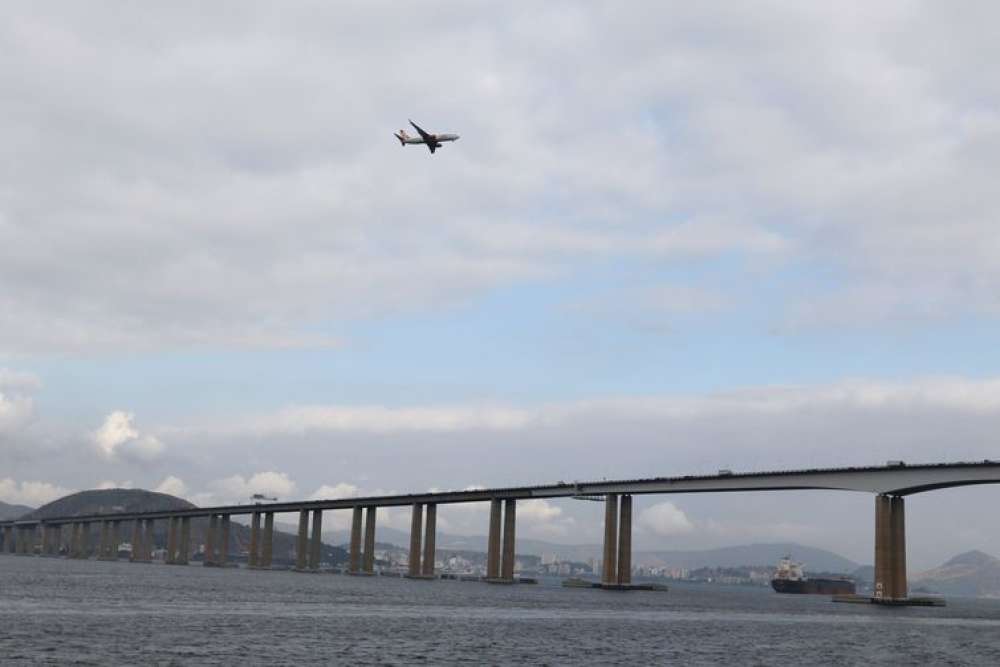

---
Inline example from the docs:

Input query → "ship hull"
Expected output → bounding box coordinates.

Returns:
[772,578,855,595]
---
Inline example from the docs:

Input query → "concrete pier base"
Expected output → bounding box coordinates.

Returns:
[833,594,945,607]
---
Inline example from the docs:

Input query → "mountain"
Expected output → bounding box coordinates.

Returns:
[912,550,1000,597]
[321,526,857,573]
[0,500,33,520]
[23,489,346,565]
[632,544,859,573]
[24,488,195,519]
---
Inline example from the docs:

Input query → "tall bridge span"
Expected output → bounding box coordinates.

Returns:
[3,460,999,603]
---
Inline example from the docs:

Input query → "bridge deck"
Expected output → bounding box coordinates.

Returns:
[4,460,1000,526]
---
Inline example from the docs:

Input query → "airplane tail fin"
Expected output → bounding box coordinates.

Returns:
[395,130,409,145]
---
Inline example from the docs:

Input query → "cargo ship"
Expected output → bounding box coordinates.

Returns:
[771,556,855,595]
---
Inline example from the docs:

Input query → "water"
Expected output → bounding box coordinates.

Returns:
[2,557,1000,665]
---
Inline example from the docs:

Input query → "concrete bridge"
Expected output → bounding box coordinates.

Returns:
[3,460,1000,602]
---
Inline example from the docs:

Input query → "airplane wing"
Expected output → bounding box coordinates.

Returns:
[409,119,434,142]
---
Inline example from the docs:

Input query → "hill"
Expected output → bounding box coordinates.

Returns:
[322,526,858,573]
[0,500,33,520]
[912,550,1000,597]
[24,488,346,566]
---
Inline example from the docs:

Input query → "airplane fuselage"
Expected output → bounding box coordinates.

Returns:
[395,121,460,153]
[401,133,459,145]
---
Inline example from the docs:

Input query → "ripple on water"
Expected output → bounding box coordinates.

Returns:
[2,556,1000,665]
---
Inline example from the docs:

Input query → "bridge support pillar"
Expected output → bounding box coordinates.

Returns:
[295,510,309,571]
[349,506,363,574]
[166,517,179,564]
[143,519,155,561]
[80,522,91,558]
[218,515,230,567]
[485,499,517,582]
[130,519,142,562]
[617,495,633,586]
[69,523,79,558]
[601,494,634,588]
[501,499,517,581]
[422,504,437,577]
[19,525,36,555]
[309,509,323,571]
[486,499,501,579]
[261,512,274,569]
[204,514,218,566]
[3,525,12,553]
[407,503,424,577]
[98,521,112,560]
[41,524,53,556]
[873,494,908,602]
[602,494,619,585]
[249,512,261,568]
[363,507,377,574]
[177,517,190,565]
[110,521,121,559]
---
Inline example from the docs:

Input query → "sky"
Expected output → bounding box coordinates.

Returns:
[2,2,1000,570]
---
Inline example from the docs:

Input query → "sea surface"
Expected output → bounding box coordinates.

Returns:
[2,556,1000,665]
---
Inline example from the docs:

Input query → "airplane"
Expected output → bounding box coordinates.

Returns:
[394,120,460,154]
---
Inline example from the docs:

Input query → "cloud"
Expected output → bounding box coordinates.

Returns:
[310,483,359,500]
[213,471,296,502]
[0,369,41,392]
[0,368,39,437]
[97,480,134,490]
[229,405,532,436]
[639,502,694,537]
[91,411,165,461]
[154,476,187,497]
[518,499,563,523]
[0,392,34,436]
[0,478,72,507]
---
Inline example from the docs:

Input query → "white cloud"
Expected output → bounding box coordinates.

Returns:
[310,483,359,500]
[0,368,38,437]
[179,375,1000,446]
[518,499,563,523]
[235,405,532,436]
[213,471,296,502]
[0,369,41,392]
[154,476,188,497]
[0,392,34,436]
[91,411,165,461]
[97,480,134,490]
[0,478,72,507]
[639,502,694,537]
